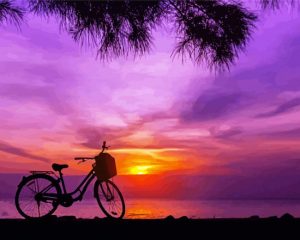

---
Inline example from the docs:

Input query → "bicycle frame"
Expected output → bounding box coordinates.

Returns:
[63,168,96,201]
[40,168,96,203]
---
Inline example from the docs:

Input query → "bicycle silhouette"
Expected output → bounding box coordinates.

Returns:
[15,141,125,219]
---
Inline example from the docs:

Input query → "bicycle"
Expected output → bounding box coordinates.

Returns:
[15,141,125,219]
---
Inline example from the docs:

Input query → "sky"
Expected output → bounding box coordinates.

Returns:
[1,4,300,186]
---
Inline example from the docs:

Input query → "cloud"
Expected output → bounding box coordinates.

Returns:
[74,122,134,149]
[0,83,74,115]
[0,141,51,162]
[212,127,243,139]
[183,91,245,122]
[256,97,300,118]
[260,127,300,139]
[179,19,300,135]
[76,126,107,149]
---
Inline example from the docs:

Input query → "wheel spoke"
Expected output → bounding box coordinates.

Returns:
[16,175,60,219]
[26,181,37,194]
[37,202,41,217]
[95,180,125,219]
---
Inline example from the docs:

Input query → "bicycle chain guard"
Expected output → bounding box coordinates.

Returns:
[59,195,74,207]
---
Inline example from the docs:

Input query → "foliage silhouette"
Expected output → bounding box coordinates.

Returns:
[260,0,297,9]
[0,0,23,26]
[28,0,257,70]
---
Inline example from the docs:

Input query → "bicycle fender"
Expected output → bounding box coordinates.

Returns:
[17,176,28,187]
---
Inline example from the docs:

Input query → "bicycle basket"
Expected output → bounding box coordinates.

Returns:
[94,153,117,182]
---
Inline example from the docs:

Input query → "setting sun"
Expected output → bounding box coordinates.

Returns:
[129,166,152,175]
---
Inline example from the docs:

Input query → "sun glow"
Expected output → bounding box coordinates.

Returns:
[129,165,152,175]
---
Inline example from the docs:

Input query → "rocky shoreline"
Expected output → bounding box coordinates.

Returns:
[1,213,299,239]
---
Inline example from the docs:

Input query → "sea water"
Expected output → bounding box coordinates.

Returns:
[2,199,300,219]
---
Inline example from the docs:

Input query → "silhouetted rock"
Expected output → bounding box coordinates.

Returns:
[249,215,260,219]
[28,215,58,222]
[267,216,278,220]
[99,217,123,223]
[178,216,189,221]
[165,215,175,220]
[44,215,58,221]
[281,213,294,220]
[59,216,77,221]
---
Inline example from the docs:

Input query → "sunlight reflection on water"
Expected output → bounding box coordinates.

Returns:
[2,199,300,219]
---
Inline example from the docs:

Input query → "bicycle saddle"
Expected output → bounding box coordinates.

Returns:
[52,163,69,172]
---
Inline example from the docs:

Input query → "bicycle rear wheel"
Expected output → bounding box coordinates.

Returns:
[94,180,125,219]
[15,174,61,219]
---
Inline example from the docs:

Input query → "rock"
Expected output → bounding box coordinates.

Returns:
[178,216,189,221]
[59,216,77,221]
[32,215,58,222]
[165,215,175,220]
[46,215,58,220]
[249,215,260,219]
[281,213,294,220]
[101,217,122,222]
[267,216,278,220]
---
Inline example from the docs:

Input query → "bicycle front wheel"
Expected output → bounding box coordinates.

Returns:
[94,180,125,219]
[15,174,61,219]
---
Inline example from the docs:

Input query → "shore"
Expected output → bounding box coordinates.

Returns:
[1,214,299,239]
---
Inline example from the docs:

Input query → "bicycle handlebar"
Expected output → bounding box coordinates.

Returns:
[75,141,110,161]
[74,157,95,161]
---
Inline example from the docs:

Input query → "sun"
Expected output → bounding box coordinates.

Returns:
[129,165,152,175]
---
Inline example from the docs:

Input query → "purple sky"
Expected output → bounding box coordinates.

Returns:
[1,5,300,186]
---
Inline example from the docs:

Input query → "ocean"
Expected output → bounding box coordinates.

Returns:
[2,199,300,219]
